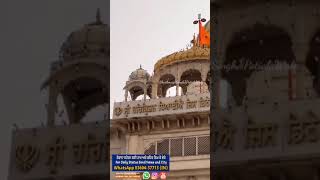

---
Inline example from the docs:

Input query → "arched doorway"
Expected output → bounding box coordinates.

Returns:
[223,23,295,105]
[158,74,176,97]
[180,69,202,95]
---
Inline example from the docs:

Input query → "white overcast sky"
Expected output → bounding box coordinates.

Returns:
[110,0,210,116]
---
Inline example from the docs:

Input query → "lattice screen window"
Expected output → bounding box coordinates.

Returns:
[197,136,210,155]
[184,137,196,156]
[157,139,169,154]
[170,138,183,157]
[144,135,209,157]
[144,144,155,154]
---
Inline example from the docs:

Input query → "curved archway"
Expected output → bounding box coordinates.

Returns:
[180,69,202,95]
[223,23,295,105]
[158,74,176,97]
[43,62,108,126]
[61,76,107,124]
[41,62,108,91]
[124,81,150,101]
[128,86,145,101]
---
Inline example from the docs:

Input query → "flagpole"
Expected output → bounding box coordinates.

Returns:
[198,14,202,44]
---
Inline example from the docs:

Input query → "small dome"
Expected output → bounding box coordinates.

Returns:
[59,9,109,61]
[129,66,150,81]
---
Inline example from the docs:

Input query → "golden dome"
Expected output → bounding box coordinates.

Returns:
[154,45,209,72]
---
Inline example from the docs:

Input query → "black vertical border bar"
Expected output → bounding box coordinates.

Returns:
[105,0,111,178]
[210,1,220,179]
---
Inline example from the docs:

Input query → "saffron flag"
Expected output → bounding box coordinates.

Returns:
[199,21,210,47]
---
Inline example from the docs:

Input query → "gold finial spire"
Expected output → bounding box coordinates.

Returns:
[191,33,196,47]
[193,33,199,47]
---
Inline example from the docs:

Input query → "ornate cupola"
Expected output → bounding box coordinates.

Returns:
[59,9,109,61]
[124,65,151,101]
[41,9,109,126]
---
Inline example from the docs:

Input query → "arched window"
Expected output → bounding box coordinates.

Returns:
[158,74,176,97]
[223,23,294,105]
